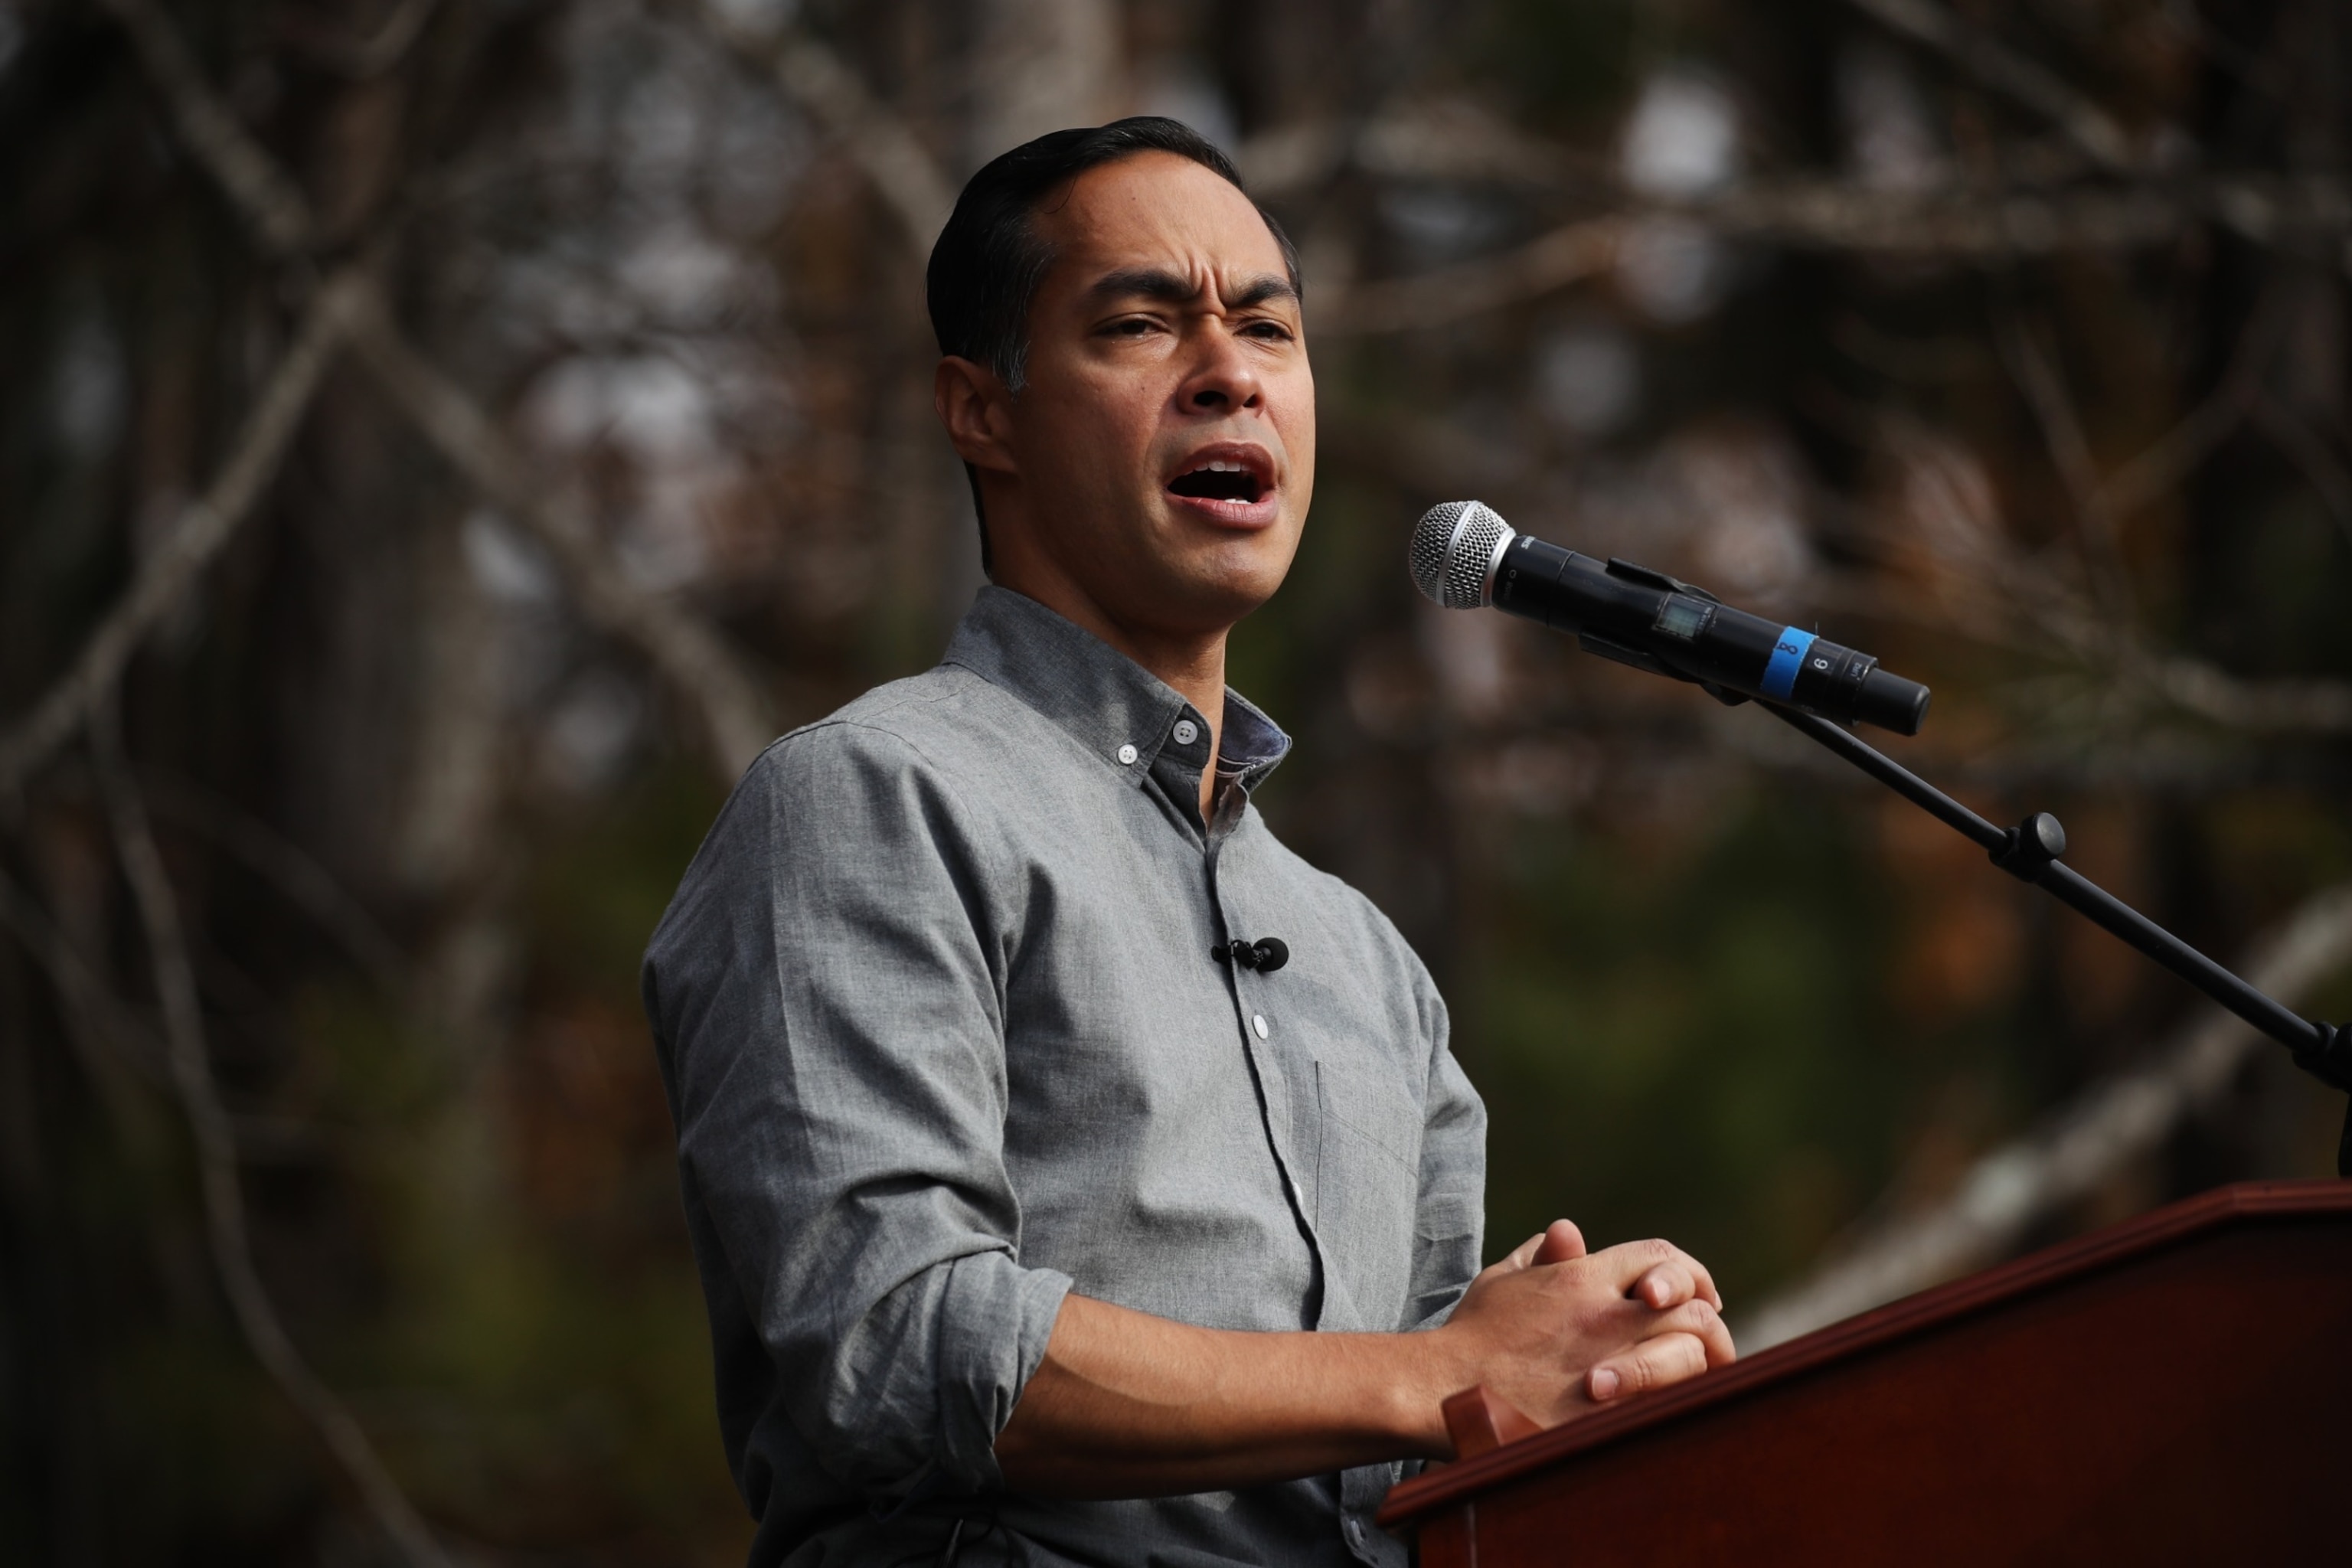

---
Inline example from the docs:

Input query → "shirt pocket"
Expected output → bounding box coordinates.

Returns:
[1315,1055,1425,1174]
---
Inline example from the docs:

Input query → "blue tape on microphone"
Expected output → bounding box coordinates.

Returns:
[1762,628,1816,701]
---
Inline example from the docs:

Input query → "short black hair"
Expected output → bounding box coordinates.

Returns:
[926,117,1302,569]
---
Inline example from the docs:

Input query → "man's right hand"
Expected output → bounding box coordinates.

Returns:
[995,1220,1735,1494]
[1426,1219,1736,1442]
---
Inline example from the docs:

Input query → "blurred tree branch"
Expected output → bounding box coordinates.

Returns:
[0,273,358,798]
[2137,648,2352,735]
[146,779,416,1001]
[1867,414,2352,737]
[1841,0,2135,171]
[2250,387,2352,547]
[9,6,789,1544]
[1318,175,2352,335]
[1323,217,1626,335]
[285,0,448,79]
[1993,308,2126,612]
[2089,288,2288,526]
[340,290,779,774]
[1240,103,1616,201]
[0,862,163,1141]
[667,0,2347,365]
[92,0,314,253]
[688,0,956,253]
[1,795,419,1149]
[91,701,455,1568]
[1740,881,2352,1350]
[89,0,780,779]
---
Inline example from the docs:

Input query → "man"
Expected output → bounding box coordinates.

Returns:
[643,118,1734,1567]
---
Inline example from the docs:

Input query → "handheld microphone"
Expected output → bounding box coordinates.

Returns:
[1410,500,1930,736]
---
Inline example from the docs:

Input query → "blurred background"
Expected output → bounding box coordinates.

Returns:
[6,0,2351,1559]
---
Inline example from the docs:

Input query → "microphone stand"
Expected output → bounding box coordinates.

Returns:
[1759,700,2352,1178]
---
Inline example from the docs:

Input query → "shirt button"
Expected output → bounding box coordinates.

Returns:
[1251,1014,1269,1039]
[1345,1517,1365,1548]
[1172,719,1199,745]
[1116,743,1138,766]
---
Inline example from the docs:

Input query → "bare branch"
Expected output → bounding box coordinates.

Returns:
[91,703,454,1568]
[1240,103,1616,201]
[93,0,316,252]
[0,862,163,1137]
[96,0,779,781]
[1316,175,2352,335]
[1996,313,2103,518]
[2251,387,2352,551]
[1321,217,1626,335]
[1992,308,2132,614]
[340,285,777,777]
[0,274,358,798]
[1716,178,2197,250]
[2089,293,2286,524]
[289,0,449,78]
[1864,413,2352,737]
[1740,881,2352,1351]
[2151,0,2285,99]
[2141,650,2352,734]
[1843,0,2136,171]
[146,779,415,1001]
[2092,386,2249,518]
[689,0,956,254]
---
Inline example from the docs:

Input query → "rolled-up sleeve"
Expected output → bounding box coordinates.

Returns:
[1403,975,1486,1332]
[643,723,1072,1501]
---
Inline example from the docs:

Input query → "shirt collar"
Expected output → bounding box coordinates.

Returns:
[942,586,1292,795]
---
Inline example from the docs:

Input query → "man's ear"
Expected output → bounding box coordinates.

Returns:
[934,356,1018,477]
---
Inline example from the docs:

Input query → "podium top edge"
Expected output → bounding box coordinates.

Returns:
[1377,1178,2352,1530]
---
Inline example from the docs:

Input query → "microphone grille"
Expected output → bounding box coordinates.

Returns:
[1408,500,1512,609]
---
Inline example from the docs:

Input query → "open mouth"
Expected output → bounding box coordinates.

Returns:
[1167,456,1269,505]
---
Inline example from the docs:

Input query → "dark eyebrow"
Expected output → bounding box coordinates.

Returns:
[1229,274,1302,311]
[1087,267,1299,312]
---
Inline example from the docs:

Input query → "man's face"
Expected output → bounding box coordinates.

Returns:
[975,152,1314,639]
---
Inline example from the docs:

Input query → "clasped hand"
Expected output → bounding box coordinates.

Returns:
[1431,1219,1736,1439]
[993,1217,1735,1493]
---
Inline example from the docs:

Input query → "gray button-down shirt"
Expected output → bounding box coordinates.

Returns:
[644,586,1487,1567]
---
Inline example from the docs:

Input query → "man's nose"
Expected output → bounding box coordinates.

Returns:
[1178,329,1264,413]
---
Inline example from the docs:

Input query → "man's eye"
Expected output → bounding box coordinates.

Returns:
[1106,318,1162,337]
[1243,321,1295,341]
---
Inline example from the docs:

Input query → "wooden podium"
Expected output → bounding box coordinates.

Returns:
[1378,1181,2352,1563]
